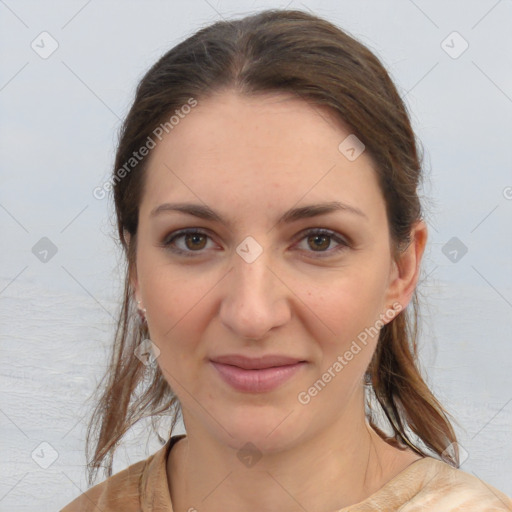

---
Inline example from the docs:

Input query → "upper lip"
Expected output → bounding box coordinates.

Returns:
[210,354,306,370]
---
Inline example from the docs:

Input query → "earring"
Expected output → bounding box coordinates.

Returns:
[137,300,147,322]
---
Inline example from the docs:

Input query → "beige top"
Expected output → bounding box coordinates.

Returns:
[61,434,512,511]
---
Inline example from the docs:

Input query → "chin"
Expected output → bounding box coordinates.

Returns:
[211,407,307,454]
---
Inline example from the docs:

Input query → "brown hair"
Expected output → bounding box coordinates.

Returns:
[85,8,459,486]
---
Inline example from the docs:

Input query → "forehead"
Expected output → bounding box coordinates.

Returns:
[140,90,385,223]
[148,90,354,167]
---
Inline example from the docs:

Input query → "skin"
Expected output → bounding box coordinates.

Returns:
[128,89,428,511]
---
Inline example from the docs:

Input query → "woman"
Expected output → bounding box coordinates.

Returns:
[61,8,512,511]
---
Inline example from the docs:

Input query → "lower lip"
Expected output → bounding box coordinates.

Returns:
[210,361,306,393]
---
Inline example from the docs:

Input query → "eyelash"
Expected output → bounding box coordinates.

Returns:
[161,228,349,258]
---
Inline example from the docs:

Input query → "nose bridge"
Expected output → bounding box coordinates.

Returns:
[219,238,289,339]
[234,244,272,300]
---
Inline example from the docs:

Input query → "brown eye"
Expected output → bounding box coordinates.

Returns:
[162,229,214,256]
[296,228,349,257]
[307,233,331,251]
[183,233,207,250]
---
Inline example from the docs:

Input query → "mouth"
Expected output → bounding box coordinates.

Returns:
[209,354,307,393]
[210,354,306,370]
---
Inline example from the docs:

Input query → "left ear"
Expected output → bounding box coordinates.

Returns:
[383,220,428,315]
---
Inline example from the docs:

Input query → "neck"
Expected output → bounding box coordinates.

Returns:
[167,394,398,511]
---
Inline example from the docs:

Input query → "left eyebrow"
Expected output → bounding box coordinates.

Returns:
[276,201,368,225]
[149,200,368,228]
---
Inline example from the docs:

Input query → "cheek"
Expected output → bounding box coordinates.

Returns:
[303,263,391,387]
[314,264,390,335]
[304,278,387,404]
[138,242,201,321]
[139,258,217,369]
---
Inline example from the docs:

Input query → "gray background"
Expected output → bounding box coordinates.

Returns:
[0,1,511,510]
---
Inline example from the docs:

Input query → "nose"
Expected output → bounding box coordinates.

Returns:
[219,244,291,340]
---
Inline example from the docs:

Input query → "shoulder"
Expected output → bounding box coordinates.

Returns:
[60,458,149,512]
[60,437,176,512]
[402,457,512,511]
[348,456,512,512]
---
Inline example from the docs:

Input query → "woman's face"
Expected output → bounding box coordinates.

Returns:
[133,90,415,451]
